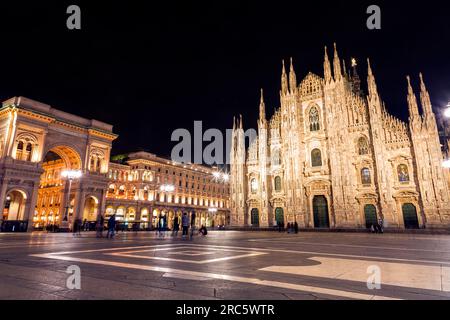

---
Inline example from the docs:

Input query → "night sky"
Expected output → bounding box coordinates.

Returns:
[0,1,449,158]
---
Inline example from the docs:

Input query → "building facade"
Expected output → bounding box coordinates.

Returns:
[0,97,230,231]
[230,45,450,230]
[105,151,229,229]
[0,97,116,231]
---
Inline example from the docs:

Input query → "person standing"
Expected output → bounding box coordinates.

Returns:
[182,212,189,238]
[96,214,104,238]
[172,215,180,237]
[106,214,116,239]
[189,211,196,239]
[294,221,299,234]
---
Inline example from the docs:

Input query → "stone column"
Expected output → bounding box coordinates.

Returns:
[26,184,40,232]
[0,179,8,228]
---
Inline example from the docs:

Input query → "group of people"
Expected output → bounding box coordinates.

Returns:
[370,218,384,234]
[277,221,299,234]
[164,212,208,238]
[89,211,207,239]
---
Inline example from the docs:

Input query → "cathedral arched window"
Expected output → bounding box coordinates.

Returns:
[274,176,282,192]
[311,149,322,167]
[397,164,410,183]
[272,149,281,166]
[119,185,125,196]
[108,184,116,194]
[309,107,320,132]
[361,168,371,185]
[357,137,369,155]
[251,179,258,194]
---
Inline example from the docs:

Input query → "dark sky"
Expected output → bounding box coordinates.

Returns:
[0,1,449,158]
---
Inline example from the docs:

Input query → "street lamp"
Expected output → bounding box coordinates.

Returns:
[60,169,82,230]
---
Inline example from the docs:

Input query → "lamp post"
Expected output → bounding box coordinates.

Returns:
[60,169,82,231]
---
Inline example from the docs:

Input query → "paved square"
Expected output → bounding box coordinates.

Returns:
[1,231,450,300]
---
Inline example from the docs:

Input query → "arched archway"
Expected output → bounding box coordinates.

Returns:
[37,145,82,228]
[402,203,419,229]
[3,190,27,221]
[83,196,99,221]
[313,196,330,228]
[251,208,259,227]
[275,207,285,226]
[364,204,377,229]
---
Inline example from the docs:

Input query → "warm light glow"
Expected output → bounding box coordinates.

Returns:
[208,207,218,213]
[444,105,450,118]
[351,57,357,67]
[61,170,82,180]
[443,160,450,169]
[213,172,221,179]
[222,173,229,182]
[160,184,175,192]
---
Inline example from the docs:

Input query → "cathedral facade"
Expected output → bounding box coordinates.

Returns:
[230,45,450,230]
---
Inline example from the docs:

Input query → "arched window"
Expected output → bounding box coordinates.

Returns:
[118,185,125,196]
[397,164,410,183]
[309,107,320,131]
[274,176,282,192]
[272,149,281,166]
[16,141,24,160]
[357,137,369,155]
[25,143,33,161]
[361,168,371,185]
[311,149,322,167]
[108,184,116,194]
[250,179,258,194]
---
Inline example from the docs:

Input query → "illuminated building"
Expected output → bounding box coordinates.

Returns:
[230,45,450,230]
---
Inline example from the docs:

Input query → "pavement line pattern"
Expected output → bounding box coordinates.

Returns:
[187,244,450,266]
[106,246,266,264]
[31,250,399,300]
[260,256,450,292]
[248,238,450,254]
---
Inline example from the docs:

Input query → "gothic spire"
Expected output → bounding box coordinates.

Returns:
[281,60,289,95]
[323,46,333,83]
[289,57,297,92]
[333,43,342,81]
[259,88,266,121]
[406,76,420,118]
[419,73,433,116]
[367,58,378,98]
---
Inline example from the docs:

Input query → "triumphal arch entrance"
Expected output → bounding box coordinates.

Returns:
[0,97,117,231]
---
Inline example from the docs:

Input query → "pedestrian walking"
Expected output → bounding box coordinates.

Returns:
[106,214,116,239]
[96,214,104,238]
[182,212,189,238]
[286,222,291,234]
[294,221,299,234]
[377,218,384,234]
[172,215,180,237]
[73,218,82,236]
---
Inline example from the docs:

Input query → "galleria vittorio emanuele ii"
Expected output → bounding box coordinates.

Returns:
[230,45,450,230]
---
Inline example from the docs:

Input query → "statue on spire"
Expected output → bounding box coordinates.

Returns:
[419,73,433,116]
[406,76,420,118]
[259,88,266,121]
[323,46,333,83]
[281,60,289,95]
[289,57,297,93]
[333,43,342,81]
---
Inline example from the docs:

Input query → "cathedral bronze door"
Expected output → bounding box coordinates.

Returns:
[313,196,330,228]
[402,203,419,229]
[251,208,259,227]
[364,204,378,229]
[275,208,284,226]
